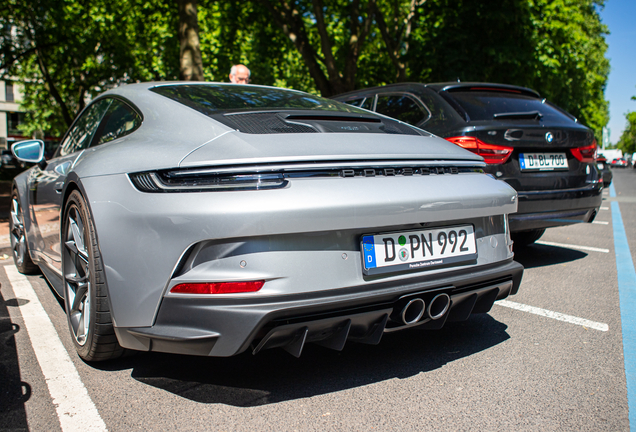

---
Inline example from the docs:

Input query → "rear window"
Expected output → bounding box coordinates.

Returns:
[151,84,367,115]
[444,90,575,123]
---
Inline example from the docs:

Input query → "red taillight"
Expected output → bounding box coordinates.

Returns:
[170,280,265,294]
[571,141,597,164]
[445,136,514,164]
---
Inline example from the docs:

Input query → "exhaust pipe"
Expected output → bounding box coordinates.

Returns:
[400,298,425,325]
[427,293,450,320]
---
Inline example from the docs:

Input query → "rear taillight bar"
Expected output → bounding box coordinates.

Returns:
[571,141,597,164]
[445,136,514,164]
[170,280,265,294]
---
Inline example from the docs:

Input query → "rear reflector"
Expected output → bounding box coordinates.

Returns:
[445,136,514,164]
[571,141,597,164]
[170,280,265,294]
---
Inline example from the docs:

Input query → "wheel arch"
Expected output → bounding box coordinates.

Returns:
[11,174,38,264]
[60,175,117,323]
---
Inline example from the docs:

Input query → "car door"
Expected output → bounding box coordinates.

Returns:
[30,98,112,271]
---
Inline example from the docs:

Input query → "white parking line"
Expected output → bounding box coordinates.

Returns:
[601,206,610,210]
[535,240,610,253]
[496,299,609,331]
[4,266,107,432]
[592,221,610,225]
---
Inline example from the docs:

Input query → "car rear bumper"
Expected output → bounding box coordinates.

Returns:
[509,183,602,231]
[602,171,612,186]
[115,259,523,357]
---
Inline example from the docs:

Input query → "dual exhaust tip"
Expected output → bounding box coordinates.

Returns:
[399,293,451,326]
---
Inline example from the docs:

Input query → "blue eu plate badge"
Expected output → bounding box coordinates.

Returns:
[362,236,377,269]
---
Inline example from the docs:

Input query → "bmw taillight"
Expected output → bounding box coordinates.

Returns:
[445,136,514,164]
[571,141,597,164]
[170,280,265,294]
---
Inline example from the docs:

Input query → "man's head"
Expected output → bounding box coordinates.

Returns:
[229,64,251,84]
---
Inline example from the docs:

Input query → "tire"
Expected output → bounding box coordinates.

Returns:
[62,190,124,361]
[9,191,39,274]
[511,228,546,248]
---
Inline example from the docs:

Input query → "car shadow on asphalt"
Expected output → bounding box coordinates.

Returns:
[93,314,509,407]
[512,243,588,269]
[0,290,31,431]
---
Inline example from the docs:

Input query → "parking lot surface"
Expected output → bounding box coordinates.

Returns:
[1,169,635,431]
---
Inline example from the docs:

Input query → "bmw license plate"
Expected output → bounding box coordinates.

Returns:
[519,152,568,171]
[361,225,477,275]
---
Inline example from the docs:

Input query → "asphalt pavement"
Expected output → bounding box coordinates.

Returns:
[1,168,635,431]
[0,181,12,257]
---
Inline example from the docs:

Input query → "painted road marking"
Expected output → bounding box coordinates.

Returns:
[535,240,610,254]
[610,183,636,430]
[496,300,609,332]
[4,265,107,432]
[601,206,610,210]
[592,221,610,225]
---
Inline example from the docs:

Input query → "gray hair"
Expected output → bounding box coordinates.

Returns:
[230,64,251,77]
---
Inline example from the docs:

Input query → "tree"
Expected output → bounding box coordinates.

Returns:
[527,0,609,141]
[256,0,376,96]
[617,111,636,155]
[1,0,610,140]
[178,0,204,80]
[1,0,180,136]
[399,0,609,141]
[406,0,536,85]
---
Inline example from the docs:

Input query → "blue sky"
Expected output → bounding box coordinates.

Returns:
[600,0,636,145]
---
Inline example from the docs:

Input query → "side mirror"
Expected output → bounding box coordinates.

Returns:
[11,139,45,164]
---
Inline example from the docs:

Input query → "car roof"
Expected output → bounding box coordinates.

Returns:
[335,82,541,99]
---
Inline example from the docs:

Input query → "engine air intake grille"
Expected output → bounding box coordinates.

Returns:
[221,113,317,134]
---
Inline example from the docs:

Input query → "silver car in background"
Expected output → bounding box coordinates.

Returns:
[10,82,523,362]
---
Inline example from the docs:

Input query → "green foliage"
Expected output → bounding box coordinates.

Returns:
[197,0,316,91]
[1,0,180,136]
[15,59,65,137]
[527,0,610,141]
[408,0,536,85]
[617,111,636,154]
[1,0,610,139]
[403,0,608,140]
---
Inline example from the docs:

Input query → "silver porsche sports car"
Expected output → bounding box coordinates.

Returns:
[10,82,523,362]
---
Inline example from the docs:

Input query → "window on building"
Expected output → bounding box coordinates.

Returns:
[7,112,24,135]
[5,82,14,102]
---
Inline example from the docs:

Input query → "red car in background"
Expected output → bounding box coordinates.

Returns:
[610,157,629,168]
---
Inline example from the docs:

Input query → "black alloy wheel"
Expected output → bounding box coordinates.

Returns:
[9,192,39,274]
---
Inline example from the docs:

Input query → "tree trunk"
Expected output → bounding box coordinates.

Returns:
[260,0,374,97]
[36,49,74,126]
[178,0,204,81]
[262,0,334,95]
[373,0,425,82]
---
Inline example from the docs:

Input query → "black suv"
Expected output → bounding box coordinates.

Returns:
[333,82,603,246]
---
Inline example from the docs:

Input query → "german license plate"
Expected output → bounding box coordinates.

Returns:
[519,152,568,171]
[361,225,477,275]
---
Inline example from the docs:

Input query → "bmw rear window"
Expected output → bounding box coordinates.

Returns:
[444,89,576,123]
[151,84,368,115]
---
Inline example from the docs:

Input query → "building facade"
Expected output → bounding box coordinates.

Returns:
[0,79,27,150]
